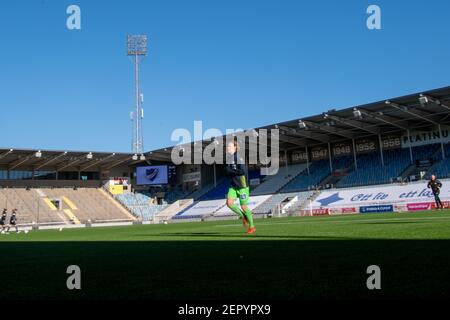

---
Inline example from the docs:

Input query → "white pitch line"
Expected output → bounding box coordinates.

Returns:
[214,215,450,228]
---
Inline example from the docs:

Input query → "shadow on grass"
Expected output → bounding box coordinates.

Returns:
[0,240,449,300]
[129,232,358,240]
[357,221,426,225]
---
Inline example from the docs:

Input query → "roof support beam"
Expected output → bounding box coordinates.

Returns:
[279,125,330,143]
[57,156,89,171]
[358,108,409,130]
[103,156,133,170]
[34,152,68,170]
[80,153,116,171]
[277,135,307,147]
[386,100,439,125]
[9,153,35,170]
[303,121,355,139]
[0,149,14,160]
[323,114,379,135]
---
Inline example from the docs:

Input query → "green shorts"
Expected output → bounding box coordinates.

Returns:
[227,186,250,205]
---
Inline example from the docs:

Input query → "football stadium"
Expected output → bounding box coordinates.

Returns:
[1,0,450,307]
[2,87,450,300]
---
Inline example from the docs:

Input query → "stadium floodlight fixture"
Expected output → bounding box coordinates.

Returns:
[298,120,307,129]
[353,108,362,119]
[419,94,429,107]
[86,152,93,160]
[323,113,329,119]
[419,94,444,108]
[127,35,148,56]
[132,154,138,161]
[140,154,146,161]
[35,150,42,158]
[385,100,402,108]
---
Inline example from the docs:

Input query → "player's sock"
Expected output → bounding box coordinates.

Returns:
[229,204,244,219]
[243,208,255,228]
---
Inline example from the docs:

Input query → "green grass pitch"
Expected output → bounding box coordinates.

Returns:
[1,210,450,300]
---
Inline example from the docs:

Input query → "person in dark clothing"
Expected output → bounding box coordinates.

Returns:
[225,140,255,234]
[427,175,443,209]
[6,208,19,233]
[0,209,7,232]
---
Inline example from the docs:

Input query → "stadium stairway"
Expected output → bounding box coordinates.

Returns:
[280,160,331,192]
[154,198,194,223]
[98,188,136,220]
[252,192,298,214]
[251,164,308,195]
[284,189,322,214]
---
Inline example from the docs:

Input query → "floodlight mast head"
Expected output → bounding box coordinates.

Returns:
[127,35,148,56]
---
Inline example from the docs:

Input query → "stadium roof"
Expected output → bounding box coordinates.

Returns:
[147,85,450,159]
[0,149,139,172]
[2,85,450,171]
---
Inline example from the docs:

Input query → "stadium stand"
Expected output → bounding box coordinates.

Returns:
[425,143,450,179]
[115,192,168,221]
[252,163,307,195]
[425,158,450,179]
[40,187,134,223]
[197,179,231,201]
[253,192,298,214]
[154,198,194,222]
[284,190,318,213]
[0,187,64,224]
[280,160,330,192]
[337,144,442,188]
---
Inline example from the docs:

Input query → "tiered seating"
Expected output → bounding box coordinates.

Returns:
[285,191,316,213]
[42,188,133,222]
[0,188,64,224]
[332,155,354,170]
[165,189,191,203]
[178,178,227,201]
[280,160,330,192]
[253,192,298,214]
[412,143,440,161]
[424,143,450,179]
[230,190,315,215]
[198,179,230,201]
[336,149,410,187]
[0,187,132,224]
[337,144,441,188]
[426,158,450,179]
[251,163,307,195]
[115,192,168,221]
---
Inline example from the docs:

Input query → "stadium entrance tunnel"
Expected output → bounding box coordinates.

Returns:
[1,239,450,300]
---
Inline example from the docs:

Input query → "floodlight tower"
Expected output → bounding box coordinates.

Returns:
[127,35,148,156]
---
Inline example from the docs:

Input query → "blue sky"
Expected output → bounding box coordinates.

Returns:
[0,0,449,152]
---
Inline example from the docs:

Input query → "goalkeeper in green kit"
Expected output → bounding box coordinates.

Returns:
[225,140,256,234]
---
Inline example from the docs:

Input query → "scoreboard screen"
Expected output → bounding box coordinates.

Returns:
[136,165,168,185]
